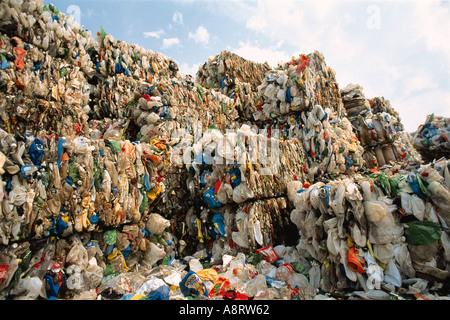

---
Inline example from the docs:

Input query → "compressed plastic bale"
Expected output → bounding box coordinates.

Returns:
[374,147,386,167]
[382,145,396,163]
[5,0,450,299]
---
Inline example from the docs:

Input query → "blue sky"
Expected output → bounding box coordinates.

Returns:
[47,0,449,132]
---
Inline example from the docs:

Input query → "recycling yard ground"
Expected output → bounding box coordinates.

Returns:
[0,0,449,305]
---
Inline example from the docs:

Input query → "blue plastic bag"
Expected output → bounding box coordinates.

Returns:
[29,138,44,166]
[21,165,41,179]
[49,215,68,235]
[147,285,170,300]
[212,214,226,238]
[57,137,66,168]
[179,271,208,298]
[43,274,59,298]
[200,171,212,187]
[229,167,241,188]
[203,186,222,208]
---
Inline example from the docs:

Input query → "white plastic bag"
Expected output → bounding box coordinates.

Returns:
[308,263,321,289]
[146,213,171,235]
[144,242,166,267]
[364,251,383,290]
[232,183,254,204]
[66,242,89,270]
[136,278,166,296]
[83,263,104,290]
[384,259,402,287]
[441,231,450,263]
[410,194,425,221]
[189,258,203,273]
[10,277,43,300]
[244,274,267,298]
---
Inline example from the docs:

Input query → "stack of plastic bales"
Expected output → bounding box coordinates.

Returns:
[0,1,97,77]
[196,50,271,121]
[287,157,450,296]
[1,0,449,301]
[196,50,366,195]
[413,114,450,162]
[254,52,344,121]
[0,0,184,300]
[126,76,241,143]
[87,31,180,122]
[341,84,421,169]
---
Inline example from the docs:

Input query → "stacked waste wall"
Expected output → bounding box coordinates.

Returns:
[0,0,449,301]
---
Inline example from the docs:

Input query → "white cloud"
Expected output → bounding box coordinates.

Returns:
[143,29,164,39]
[246,16,267,31]
[412,2,450,60]
[232,41,290,68]
[395,89,450,133]
[161,37,180,50]
[188,26,210,45]
[212,0,449,132]
[402,72,439,97]
[173,11,183,24]
[179,62,200,76]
